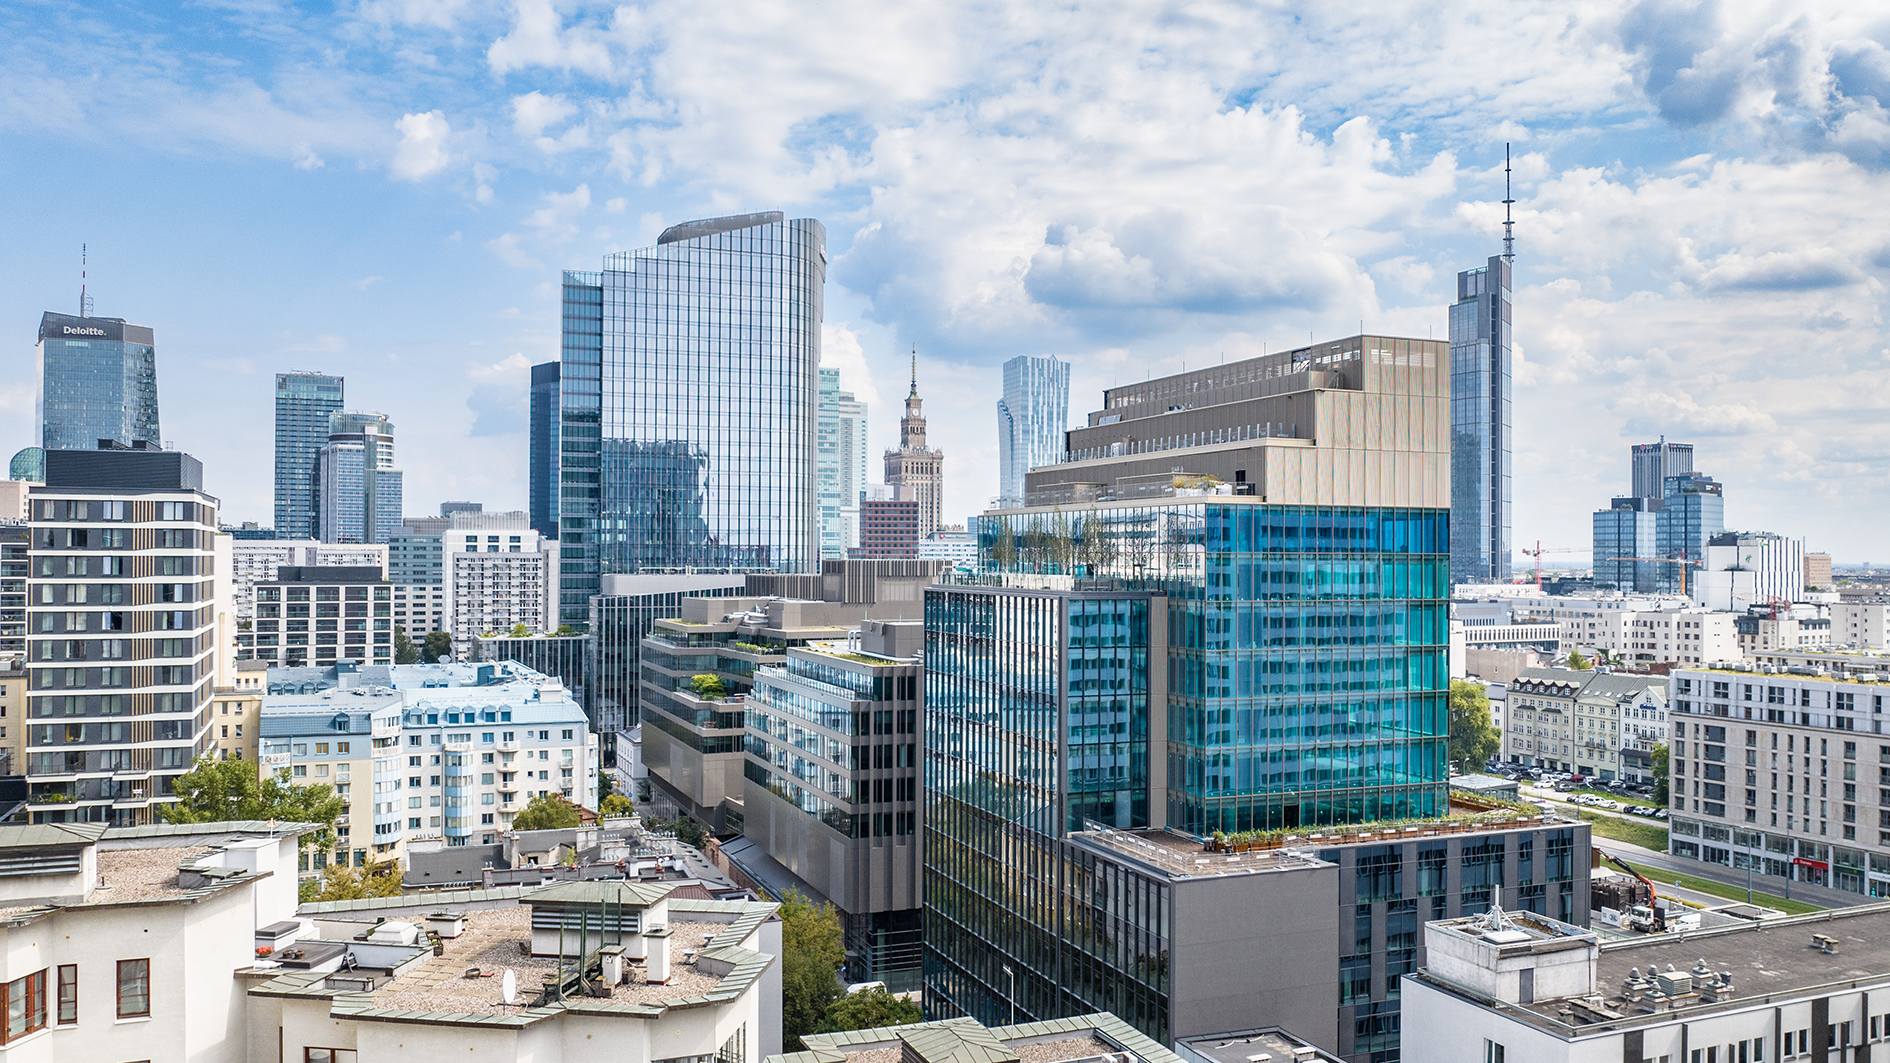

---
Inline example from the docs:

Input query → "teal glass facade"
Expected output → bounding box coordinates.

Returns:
[38,313,159,454]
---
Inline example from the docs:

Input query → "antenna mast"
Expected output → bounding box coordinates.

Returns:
[1502,144,1515,263]
[81,244,94,317]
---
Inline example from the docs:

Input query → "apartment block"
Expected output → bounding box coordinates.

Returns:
[0,657,23,776]
[248,566,393,669]
[1839,601,1890,649]
[1501,667,1667,781]
[444,512,556,644]
[25,445,219,826]
[0,518,25,657]
[1734,607,1832,656]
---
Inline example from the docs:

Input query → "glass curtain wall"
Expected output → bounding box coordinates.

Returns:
[1448,259,1512,586]
[38,314,160,454]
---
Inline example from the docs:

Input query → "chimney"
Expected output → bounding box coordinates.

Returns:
[644,924,671,984]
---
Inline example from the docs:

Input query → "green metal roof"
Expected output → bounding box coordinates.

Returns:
[525,879,677,908]
[899,1021,1021,1063]
[0,823,108,849]
[775,1013,1188,1063]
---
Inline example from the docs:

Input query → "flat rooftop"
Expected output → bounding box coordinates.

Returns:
[772,1014,1187,1063]
[1178,1027,1345,1063]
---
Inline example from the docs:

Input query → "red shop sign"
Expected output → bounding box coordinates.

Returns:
[1792,857,1829,871]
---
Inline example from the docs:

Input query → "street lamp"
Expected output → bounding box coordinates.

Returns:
[1001,964,1015,1025]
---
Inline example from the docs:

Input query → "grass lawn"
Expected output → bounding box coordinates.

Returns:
[1651,867,1825,917]
[1577,809,1670,851]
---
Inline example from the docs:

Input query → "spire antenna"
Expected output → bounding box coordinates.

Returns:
[80,243,94,317]
[908,345,918,398]
[1502,143,1515,263]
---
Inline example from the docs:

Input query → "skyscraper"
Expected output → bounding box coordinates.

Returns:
[529,360,560,540]
[556,211,825,629]
[995,354,1069,508]
[884,353,944,538]
[274,372,345,539]
[1630,439,1693,501]
[818,368,868,559]
[37,312,159,452]
[1654,472,1723,593]
[1449,256,1513,585]
[317,411,402,543]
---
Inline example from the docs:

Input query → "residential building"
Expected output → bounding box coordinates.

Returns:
[772,1012,1188,1063]
[530,359,560,540]
[1691,530,1807,612]
[1405,899,1890,1063]
[884,355,945,538]
[1733,607,1831,656]
[267,882,782,1063]
[1500,667,1666,780]
[1630,438,1694,500]
[391,582,448,641]
[262,660,599,864]
[0,657,23,775]
[387,527,443,584]
[445,513,556,644]
[737,619,923,989]
[0,819,311,1063]
[1807,551,1834,591]
[1666,659,1890,896]
[851,493,920,559]
[557,211,826,628]
[0,479,34,520]
[248,566,394,669]
[230,539,387,621]
[37,311,160,452]
[1449,257,1513,586]
[995,354,1070,509]
[587,572,750,735]
[210,660,267,763]
[818,368,868,559]
[1838,600,1890,649]
[25,444,218,826]
[0,518,25,657]
[316,410,402,544]
[273,371,345,540]
[1456,590,1736,667]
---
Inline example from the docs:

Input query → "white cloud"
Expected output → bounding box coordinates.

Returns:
[390,110,452,180]
[487,0,615,79]
[511,90,576,137]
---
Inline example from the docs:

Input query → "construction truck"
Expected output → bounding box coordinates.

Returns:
[1597,849,1666,932]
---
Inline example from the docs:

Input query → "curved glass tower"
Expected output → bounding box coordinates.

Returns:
[558,211,825,627]
[37,312,159,452]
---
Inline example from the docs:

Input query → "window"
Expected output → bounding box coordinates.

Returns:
[305,1050,359,1063]
[56,966,75,1025]
[116,958,149,1018]
[1484,1040,1505,1063]
[4,969,47,1042]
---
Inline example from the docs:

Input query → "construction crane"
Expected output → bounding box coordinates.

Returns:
[1521,541,1579,591]
[1598,849,1666,932]
[1617,556,1702,597]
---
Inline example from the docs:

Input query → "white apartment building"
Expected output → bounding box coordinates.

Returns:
[1669,659,1890,898]
[1405,902,1890,1063]
[263,660,598,867]
[1838,601,1890,650]
[1733,606,1832,656]
[445,516,557,645]
[1454,591,1736,667]
[230,539,387,618]
[1690,530,1807,613]
[391,582,448,639]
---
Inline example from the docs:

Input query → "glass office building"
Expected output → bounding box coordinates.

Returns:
[1655,473,1724,593]
[1448,257,1512,586]
[37,312,159,453]
[530,360,560,541]
[317,412,402,544]
[586,573,749,732]
[818,368,868,559]
[275,372,345,540]
[555,212,825,630]
[995,355,1070,509]
[1592,500,1657,592]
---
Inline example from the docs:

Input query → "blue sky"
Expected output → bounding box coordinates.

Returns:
[3,1,1889,560]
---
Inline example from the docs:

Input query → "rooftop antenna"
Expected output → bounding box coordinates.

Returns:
[80,244,94,317]
[1502,143,1515,263]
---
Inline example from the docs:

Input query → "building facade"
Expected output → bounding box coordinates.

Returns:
[273,371,345,540]
[1592,499,1657,593]
[530,359,560,540]
[1655,472,1724,593]
[316,411,402,544]
[885,356,945,538]
[24,446,218,825]
[817,368,868,560]
[230,539,387,622]
[1691,531,1807,613]
[995,354,1070,509]
[1630,438,1694,500]
[852,496,920,559]
[1500,667,1667,780]
[445,513,557,644]
[1448,258,1512,586]
[586,571,749,734]
[37,312,160,453]
[248,566,394,669]
[556,211,826,628]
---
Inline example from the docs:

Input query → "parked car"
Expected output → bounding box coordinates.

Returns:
[1654,809,1670,819]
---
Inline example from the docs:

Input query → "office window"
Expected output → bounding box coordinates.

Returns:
[1483,1040,1504,1063]
[4,968,47,1041]
[56,965,76,1025]
[116,958,149,1018]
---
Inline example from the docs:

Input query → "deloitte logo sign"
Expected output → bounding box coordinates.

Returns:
[61,326,107,337]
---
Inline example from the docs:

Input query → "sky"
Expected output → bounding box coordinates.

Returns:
[2,0,1888,562]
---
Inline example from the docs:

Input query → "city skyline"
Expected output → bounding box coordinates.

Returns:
[4,5,1889,560]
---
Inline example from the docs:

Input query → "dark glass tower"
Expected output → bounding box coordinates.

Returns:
[556,211,825,628]
[274,372,345,539]
[529,360,560,541]
[1448,256,1512,586]
[37,312,159,453]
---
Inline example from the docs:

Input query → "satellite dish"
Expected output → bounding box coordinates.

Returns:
[500,968,518,1005]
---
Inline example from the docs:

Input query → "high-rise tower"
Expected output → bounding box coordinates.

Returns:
[529,360,561,540]
[1448,148,1517,587]
[317,411,402,544]
[556,211,825,628]
[37,312,160,453]
[884,351,944,538]
[274,372,345,538]
[995,354,1070,509]
[818,368,868,558]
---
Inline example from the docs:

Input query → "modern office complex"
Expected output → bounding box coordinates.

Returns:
[529,359,560,540]
[740,619,924,989]
[273,371,345,539]
[1448,258,1512,586]
[587,571,749,733]
[818,367,869,559]
[262,659,598,860]
[36,312,161,454]
[995,354,1070,508]
[1630,438,1694,500]
[1593,441,1727,596]
[1592,498,1658,592]
[316,410,402,543]
[248,565,394,669]
[24,444,219,825]
[1691,530,1807,612]
[557,211,826,628]
[885,356,945,538]
[931,335,1459,1057]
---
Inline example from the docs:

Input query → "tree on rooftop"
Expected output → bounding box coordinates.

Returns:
[689,673,726,699]
[1447,679,1501,773]
[512,793,582,832]
[509,622,531,637]
[780,888,845,1050]
[817,986,922,1033]
[421,630,452,664]
[1567,650,1593,671]
[161,755,345,851]
[554,624,578,637]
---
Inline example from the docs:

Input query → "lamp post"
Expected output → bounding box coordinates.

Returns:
[1001,963,1015,1025]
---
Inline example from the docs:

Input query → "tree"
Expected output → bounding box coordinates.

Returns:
[779,889,845,1050]
[817,987,923,1033]
[1651,743,1670,806]
[554,625,579,637]
[689,673,726,699]
[598,770,617,800]
[421,631,452,663]
[512,793,582,832]
[509,622,531,638]
[601,793,634,817]
[1447,679,1502,773]
[394,624,420,665]
[162,755,346,850]
[1566,650,1593,671]
[313,859,404,901]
